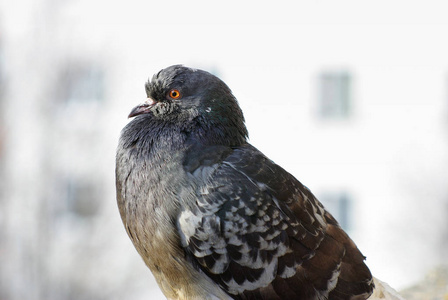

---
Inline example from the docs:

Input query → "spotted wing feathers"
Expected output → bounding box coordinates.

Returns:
[178,144,373,299]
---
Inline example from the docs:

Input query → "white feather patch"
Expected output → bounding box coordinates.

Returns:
[178,210,201,246]
[225,258,278,294]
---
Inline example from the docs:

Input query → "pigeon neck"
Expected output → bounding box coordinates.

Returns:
[187,114,248,148]
[185,125,245,148]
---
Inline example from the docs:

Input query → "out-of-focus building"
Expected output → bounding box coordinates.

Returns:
[0,1,162,299]
[0,1,447,299]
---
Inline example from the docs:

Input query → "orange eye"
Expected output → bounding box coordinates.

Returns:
[168,89,181,99]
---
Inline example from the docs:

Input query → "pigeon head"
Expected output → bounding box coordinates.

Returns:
[128,65,248,146]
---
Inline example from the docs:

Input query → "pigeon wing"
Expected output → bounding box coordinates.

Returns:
[179,144,373,299]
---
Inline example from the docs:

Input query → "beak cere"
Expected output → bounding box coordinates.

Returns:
[128,98,157,118]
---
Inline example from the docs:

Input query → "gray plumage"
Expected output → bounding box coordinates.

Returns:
[116,65,374,299]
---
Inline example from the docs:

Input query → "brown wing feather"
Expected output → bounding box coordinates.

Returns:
[179,144,374,299]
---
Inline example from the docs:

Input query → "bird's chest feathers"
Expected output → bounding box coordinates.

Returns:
[118,133,221,297]
[122,148,187,234]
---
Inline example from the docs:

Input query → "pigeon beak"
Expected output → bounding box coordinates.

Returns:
[128,98,157,118]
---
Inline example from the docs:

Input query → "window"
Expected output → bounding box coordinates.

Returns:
[58,63,104,104]
[318,71,352,119]
[319,191,352,230]
[63,178,101,218]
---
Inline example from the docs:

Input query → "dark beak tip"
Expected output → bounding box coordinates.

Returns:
[128,104,150,118]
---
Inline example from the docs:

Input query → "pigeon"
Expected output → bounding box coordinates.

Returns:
[116,65,374,300]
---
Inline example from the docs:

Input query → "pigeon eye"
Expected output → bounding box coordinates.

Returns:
[168,89,181,99]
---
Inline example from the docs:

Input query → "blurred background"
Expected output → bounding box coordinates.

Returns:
[1,0,447,299]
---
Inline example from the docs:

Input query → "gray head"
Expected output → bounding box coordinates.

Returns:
[127,65,248,146]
